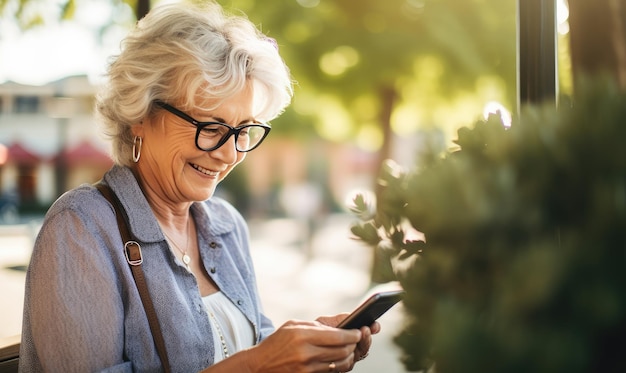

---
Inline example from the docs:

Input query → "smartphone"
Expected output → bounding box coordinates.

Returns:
[337,290,404,329]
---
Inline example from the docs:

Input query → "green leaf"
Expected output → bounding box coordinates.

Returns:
[349,222,381,246]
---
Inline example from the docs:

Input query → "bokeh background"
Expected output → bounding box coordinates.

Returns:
[2,0,575,218]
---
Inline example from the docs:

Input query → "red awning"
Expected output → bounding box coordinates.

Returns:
[55,141,113,167]
[7,142,41,166]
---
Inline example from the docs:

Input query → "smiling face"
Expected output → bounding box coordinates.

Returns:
[132,84,256,205]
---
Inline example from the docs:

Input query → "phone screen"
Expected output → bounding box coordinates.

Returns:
[338,290,404,329]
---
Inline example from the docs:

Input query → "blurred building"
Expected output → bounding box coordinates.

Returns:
[0,75,112,210]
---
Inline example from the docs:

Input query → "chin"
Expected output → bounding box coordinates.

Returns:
[200,188,217,201]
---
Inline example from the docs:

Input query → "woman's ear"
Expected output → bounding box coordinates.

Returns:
[131,122,144,138]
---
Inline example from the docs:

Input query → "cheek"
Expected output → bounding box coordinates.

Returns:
[170,130,195,150]
[146,142,183,167]
[161,133,195,162]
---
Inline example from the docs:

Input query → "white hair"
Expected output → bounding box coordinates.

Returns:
[96,1,293,166]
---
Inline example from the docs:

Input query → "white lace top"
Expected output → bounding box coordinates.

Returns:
[202,291,255,363]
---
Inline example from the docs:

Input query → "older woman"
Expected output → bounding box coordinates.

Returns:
[19,2,378,372]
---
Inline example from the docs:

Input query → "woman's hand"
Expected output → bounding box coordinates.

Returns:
[241,319,362,373]
[317,314,380,371]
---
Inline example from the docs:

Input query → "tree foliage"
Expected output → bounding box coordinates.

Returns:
[2,0,518,174]
[218,0,517,175]
[351,78,626,372]
[223,0,516,99]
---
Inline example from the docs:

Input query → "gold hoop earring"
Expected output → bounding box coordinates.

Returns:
[132,136,142,163]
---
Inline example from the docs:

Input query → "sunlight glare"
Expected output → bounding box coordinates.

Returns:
[0,22,99,85]
[557,0,570,34]
[483,101,512,128]
[0,0,132,85]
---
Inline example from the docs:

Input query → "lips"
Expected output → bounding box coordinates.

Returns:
[191,163,219,177]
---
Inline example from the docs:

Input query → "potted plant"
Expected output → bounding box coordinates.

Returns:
[350,78,626,373]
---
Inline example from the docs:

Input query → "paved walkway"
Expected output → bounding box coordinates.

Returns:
[0,214,409,372]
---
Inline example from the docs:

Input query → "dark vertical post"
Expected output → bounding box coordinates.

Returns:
[50,94,74,198]
[569,0,626,91]
[136,0,151,20]
[55,116,69,197]
[517,0,558,110]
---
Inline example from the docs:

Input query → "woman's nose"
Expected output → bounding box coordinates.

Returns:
[209,134,238,164]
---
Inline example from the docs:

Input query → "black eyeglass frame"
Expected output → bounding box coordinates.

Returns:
[155,101,271,152]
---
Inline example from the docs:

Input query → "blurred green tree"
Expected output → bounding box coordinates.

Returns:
[2,0,519,184]
[218,0,518,190]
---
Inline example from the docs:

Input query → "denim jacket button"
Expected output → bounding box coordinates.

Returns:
[209,242,217,248]
[237,300,243,306]
[210,267,216,274]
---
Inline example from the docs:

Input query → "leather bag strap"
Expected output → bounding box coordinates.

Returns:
[94,181,171,373]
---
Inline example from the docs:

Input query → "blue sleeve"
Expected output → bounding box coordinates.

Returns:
[20,191,130,372]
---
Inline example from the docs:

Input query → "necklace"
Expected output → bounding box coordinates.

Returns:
[208,311,230,358]
[163,218,193,271]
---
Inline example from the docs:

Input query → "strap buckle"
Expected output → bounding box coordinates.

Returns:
[124,241,143,266]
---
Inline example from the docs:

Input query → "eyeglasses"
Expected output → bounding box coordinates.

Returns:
[155,101,271,152]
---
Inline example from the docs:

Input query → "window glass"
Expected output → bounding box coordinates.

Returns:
[14,96,40,114]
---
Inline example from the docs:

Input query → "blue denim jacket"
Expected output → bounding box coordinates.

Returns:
[19,165,274,372]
